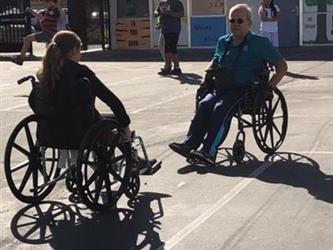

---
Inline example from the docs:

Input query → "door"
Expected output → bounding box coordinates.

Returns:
[278,0,300,47]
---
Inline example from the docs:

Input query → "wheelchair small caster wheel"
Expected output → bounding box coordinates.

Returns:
[125,175,140,199]
[233,139,245,164]
[186,157,195,164]
[65,171,77,194]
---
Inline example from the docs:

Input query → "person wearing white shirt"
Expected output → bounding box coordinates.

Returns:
[258,0,280,47]
[57,0,66,31]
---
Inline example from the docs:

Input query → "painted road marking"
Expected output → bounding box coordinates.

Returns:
[160,161,274,250]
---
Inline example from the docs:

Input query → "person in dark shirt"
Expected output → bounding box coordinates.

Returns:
[11,0,60,66]
[155,0,184,75]
[30,30,134,166]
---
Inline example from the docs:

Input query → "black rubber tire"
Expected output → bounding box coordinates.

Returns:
[232,140,245,164]
[75,118,127,211]
[4,115,60,203]
[252,87,288,154]
[124,173,140,199]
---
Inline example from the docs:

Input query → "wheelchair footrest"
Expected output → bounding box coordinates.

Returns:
[139,158,162,175]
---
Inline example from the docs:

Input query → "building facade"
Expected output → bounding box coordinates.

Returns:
[26,0,333,49]
[109,0,333,49]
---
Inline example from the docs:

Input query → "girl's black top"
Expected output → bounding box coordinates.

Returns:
[29,59,131,149]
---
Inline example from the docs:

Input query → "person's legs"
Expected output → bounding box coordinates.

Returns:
[190,92,245,164]
[20,34,36,58]
[168,33,181,75]
[10,34,36,65]
[171,53,182,75]
[184,93,217,149]
[11,31,52,65]
[164,53,173,69]
[271,31,279,48]
[261,31,278,48]
[202,93,244,157]
[158,33,173,75]
[169,93,217,158]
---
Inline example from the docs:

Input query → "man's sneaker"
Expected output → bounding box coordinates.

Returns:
[158,67,172,76]
[170,67,182,75]
[10,55,24,66]
[169,142,192,158]
[190,150,216,165]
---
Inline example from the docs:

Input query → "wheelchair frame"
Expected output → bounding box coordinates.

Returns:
[4,76,160,211]
[195,67,288,164]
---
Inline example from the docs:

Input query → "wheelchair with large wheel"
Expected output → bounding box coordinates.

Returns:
[193,65,288,164]
[4,76,159,211]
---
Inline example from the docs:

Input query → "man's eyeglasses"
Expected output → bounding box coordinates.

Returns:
[229,19,245,24]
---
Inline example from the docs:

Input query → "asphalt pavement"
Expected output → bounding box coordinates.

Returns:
[0,45,332,250]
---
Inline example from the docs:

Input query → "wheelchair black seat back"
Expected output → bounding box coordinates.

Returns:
[29,77,96,149]
[194,63,288,164]
[4,76,142,211]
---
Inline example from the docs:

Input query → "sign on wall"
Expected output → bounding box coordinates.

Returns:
[191,16,226,47]
[303,0,333,44]
[192,0,225,16]
[116,18,151,49]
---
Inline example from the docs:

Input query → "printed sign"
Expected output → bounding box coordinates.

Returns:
[116,18,151,48]
[192,0,225,16]
[191,16,226,47]
[303,1,333,44]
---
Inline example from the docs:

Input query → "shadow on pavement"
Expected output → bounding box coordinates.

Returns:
[10,192,171,250]
[1,46,332,62]
[285,71,319,80]
[178,150,333,204]
[163,73,203,85]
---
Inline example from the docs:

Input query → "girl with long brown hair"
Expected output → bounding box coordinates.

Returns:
[31,30,133,165]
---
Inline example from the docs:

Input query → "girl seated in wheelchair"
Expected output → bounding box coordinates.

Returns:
[30,30,136,170]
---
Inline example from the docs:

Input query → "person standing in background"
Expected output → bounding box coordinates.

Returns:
[57,0,66,31]
[11,0,60,66]
[155,0,184,76]
[258,0,280,48]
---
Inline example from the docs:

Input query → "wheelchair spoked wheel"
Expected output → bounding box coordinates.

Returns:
[75,119,128,211]
[232,131,245,164]
[4,115,60,203]
[124,172,140,199]
[252,87,288,154]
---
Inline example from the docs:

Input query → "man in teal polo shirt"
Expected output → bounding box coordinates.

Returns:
[169,3,288,164]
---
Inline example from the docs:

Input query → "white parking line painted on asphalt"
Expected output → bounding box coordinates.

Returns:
[1,91,195,112]
[131,91,195,114]
[292,151,333,154]
[158,119,333,249]
[177,181,186,188]
[160,161,274,250]
[2,102,28,111]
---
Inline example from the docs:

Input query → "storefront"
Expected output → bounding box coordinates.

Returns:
[109,0,333,49]
[110,0,227,49]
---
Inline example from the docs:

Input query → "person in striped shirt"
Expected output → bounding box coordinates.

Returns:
[11,0,60,66]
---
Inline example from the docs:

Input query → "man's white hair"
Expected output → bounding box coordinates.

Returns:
[229,3,253,21]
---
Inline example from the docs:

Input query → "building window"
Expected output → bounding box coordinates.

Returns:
[192,0,225,16]
[117,0,149,18]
